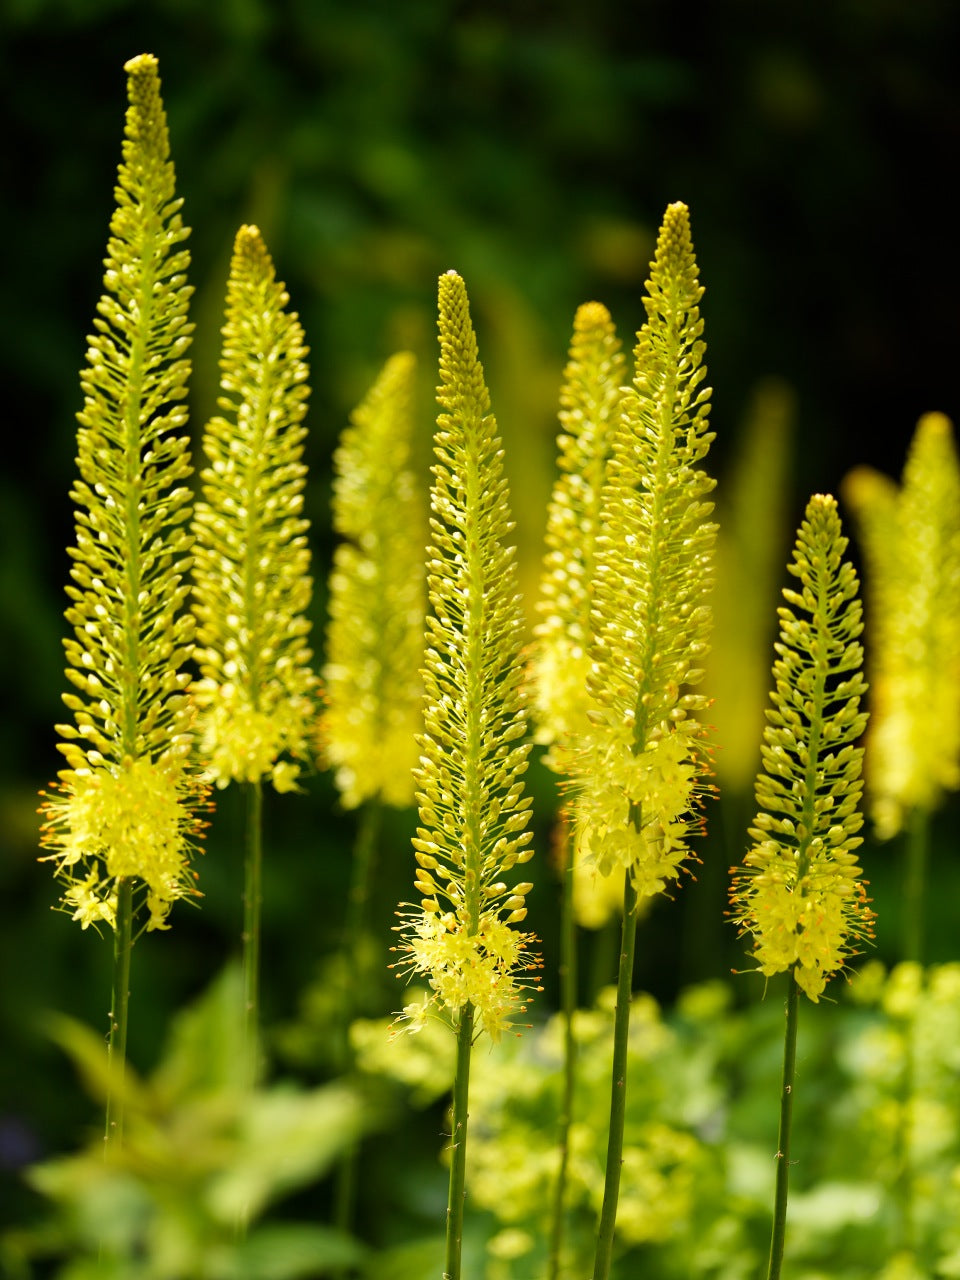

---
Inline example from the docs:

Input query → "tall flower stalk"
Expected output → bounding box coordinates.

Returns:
[391,271,540,1280]
[730,493,874,1280]
[38,54,204,1150]
[565,203,716,1280]
[532,300,625,1280]
[321,351,426,1245]
[192,224,317,1084]
[843,412,960,961]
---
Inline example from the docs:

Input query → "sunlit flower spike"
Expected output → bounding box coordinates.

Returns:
[573,201,717,900]
[39,54,206,938]
[191,224,318,795]
[391,270,541,1046]
[730,493,875,1002]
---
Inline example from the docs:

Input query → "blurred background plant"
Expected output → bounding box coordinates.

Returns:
[3,0,960,1272]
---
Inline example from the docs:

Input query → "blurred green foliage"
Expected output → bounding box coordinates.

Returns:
[17,961,960,1277]
[2,0,960,1267]
[354,962,960,1280]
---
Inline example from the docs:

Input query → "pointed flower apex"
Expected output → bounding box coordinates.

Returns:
[730,494,875,1002]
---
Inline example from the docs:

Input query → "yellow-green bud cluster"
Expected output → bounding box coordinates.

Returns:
[322,352,426,809]
[730,494,875,1001]
[391,272,541,1043]
[569,203,716,901]
[533,301,625,773]
[843,413,960,838]
[40,55,205,932]
[192,225,318,793]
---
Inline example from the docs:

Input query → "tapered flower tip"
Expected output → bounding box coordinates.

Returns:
[233,223,268,264]
[574,300,613,329]
[123,52,158,75]
[841,465,898,512]
[661,201,692,243]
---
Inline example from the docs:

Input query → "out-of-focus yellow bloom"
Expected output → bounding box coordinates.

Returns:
[322,352,426,809]
[730,495,875,1001]
[533,301,625,773]
[570,202,717,902]
[39,55,206,931]
[391,272,540,1043]
[192,225,318,792]
[843,413,960,838]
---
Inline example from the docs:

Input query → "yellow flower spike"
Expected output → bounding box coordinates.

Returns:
[843,413,960,838]
[322,351,426,808]
[572,202,717,899]
[730,494,875,1002]
[39,54,206,932]
[533,301,626,773]
[391,271,541,1045]
[192,224,318,791]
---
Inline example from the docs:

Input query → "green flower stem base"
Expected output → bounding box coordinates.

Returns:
[592,874,640,1280]
[242,779,263,1089]
[767,972,799,1280]
[548,824,578,1280]
[444,1001,476,1280]
[104,876,133,1152]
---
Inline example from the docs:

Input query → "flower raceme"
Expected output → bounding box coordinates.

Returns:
[191,225,318,793]
[391,271,540,1044]
[533,301,625,772]
[842,413,960,838]
[322,352,426,809]
[570,202,716,900]
[730,494,875,1002]
[39,54,206,933]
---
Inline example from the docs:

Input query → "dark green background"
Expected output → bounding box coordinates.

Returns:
[1,0,958,1241]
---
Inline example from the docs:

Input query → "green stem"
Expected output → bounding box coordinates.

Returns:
[592,874,639,1280]
[444,1002,476,1280]
[104,877,134,1152]
[902,807,930,965]
[547,822,578,1280]
[332,800,383,1257]
[767,972,800,1280]
[242,778,263,1089]
[344,800,382,1001]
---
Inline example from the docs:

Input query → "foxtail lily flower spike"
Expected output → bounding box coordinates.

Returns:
[322,352,426,809]
[391,272,540,1043]
[730,494,874,1001]
[572,202,717,899]
[39,54,206,934]
[191,224,318,794]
